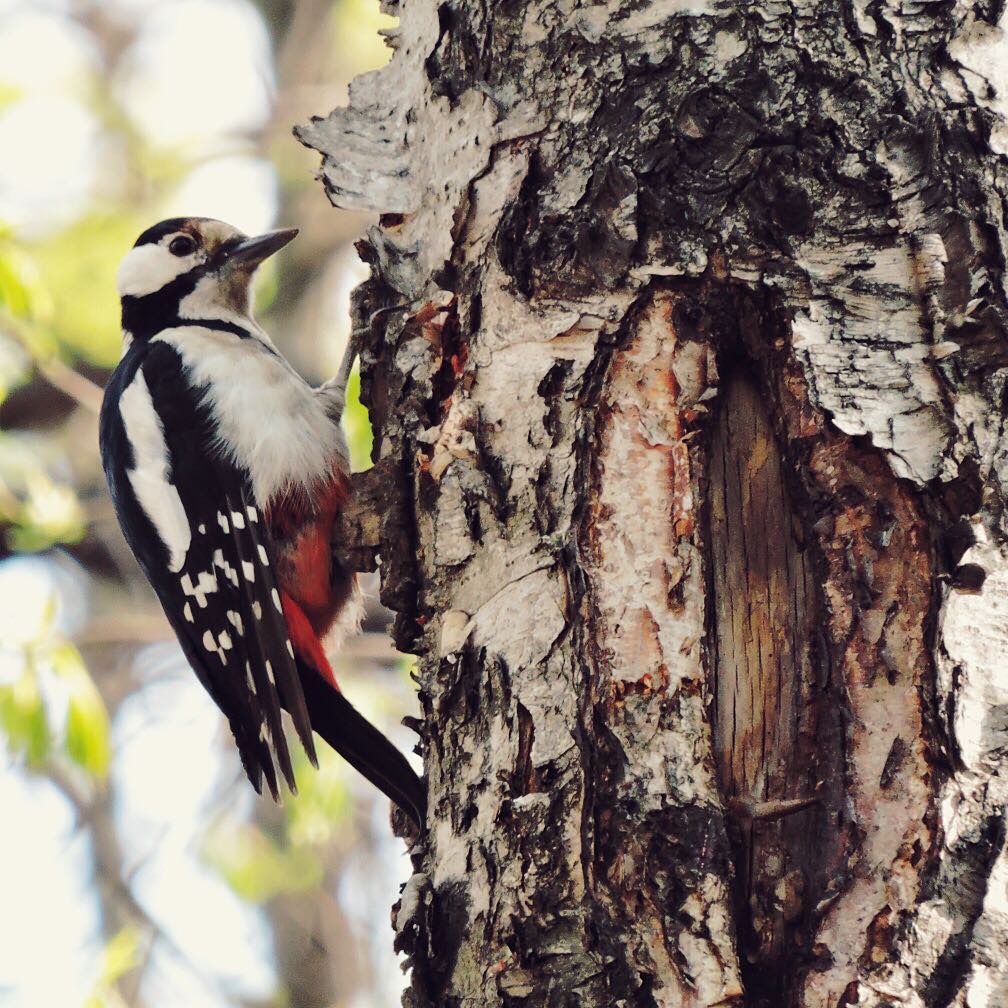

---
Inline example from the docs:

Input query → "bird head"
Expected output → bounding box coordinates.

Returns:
[116,217,298,338]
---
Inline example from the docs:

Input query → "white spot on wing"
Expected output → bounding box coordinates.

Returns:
[241,561,255,582]
[181,570,217,608]
[119,369,191,572]
[183,602,193,623]
[202,630,217,652]
[271,588,282,613]
[246,506,258,523]
[212,551,238,587]
[231,510,245,529]
[198,524,206,534]
[195,571,217,606]
[252,601,262,619]
[227,610,244,635]
[286,640,294,659]
[219,631,232,650]
[265,660,275,685]
[246,663,256,693]
[257,545,269,565]
[218,512,229,533]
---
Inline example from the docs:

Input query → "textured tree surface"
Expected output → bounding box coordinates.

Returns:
[298,1,1008,1005]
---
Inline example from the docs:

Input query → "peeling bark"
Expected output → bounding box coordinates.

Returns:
[300,1,1008,1005]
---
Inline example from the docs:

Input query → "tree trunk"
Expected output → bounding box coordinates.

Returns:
[297,2,1008,1005]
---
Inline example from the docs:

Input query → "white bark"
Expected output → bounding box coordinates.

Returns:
[300,2,1008,1005]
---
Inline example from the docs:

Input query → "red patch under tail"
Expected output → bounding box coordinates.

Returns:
[281,590,341,693]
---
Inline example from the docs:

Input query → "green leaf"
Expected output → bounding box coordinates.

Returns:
[99,926,141,985]
[0,667,50,767]
[84,926,140,1008]
[0,253,34,320]
[5,466,87,553]
[51,642,110,779]
[28,212,141,368]
[282,745,355,846]
[341,366,373,472]
[0,238,52,337]
[202,819,323,902]
[0,84,21,110]
[332,0,398,75]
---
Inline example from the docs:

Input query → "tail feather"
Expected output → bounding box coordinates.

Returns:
[295,662,427,828]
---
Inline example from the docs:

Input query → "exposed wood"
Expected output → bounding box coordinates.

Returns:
[709,371,824,1001]
[588,292,741,1005]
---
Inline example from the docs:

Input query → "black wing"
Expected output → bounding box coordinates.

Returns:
[100,340,315,796]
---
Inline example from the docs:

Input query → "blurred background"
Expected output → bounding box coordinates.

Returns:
[0,1,420,1005]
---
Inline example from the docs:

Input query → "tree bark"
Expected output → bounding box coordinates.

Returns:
[298,2,1008,1005]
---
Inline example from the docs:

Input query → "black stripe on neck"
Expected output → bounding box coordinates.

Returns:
[121,309,279,357]
[121,268,205,340]
[169,317,277,356]
[121,271,274,353]
[186,318,256,340]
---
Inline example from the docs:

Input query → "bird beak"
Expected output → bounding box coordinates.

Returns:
[227,228,299,267]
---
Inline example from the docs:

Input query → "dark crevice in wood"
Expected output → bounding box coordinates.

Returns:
[708,367,830,1006]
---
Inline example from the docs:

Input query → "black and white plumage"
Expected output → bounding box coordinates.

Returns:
[100,217,425,824]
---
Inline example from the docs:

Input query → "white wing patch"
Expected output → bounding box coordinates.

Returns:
[120,369,191,572]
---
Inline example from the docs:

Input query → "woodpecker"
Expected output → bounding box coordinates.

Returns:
[99,217,425,827]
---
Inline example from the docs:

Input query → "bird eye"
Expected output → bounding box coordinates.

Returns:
[169,235,196,257]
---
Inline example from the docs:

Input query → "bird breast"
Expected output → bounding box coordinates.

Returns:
[154,325,350,506]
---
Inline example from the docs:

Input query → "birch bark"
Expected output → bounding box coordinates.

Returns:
[299,2,1008,1005]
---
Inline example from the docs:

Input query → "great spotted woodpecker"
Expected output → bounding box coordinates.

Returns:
[99,217,425,827]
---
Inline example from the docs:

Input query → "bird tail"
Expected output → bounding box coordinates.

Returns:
[296,661,427,828]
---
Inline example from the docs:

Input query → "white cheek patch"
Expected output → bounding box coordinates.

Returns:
[116,243,198,298]
[119,370,191,572]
